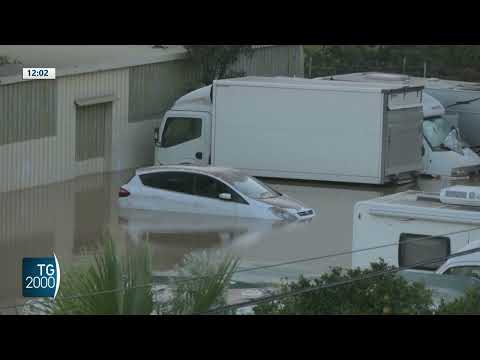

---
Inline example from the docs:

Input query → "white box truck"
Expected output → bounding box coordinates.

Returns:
[154,77,424,185]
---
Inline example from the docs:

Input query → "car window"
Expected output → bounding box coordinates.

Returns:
[230,176,281,200]
[139,172,194,195]
[194,174,247,204]
[444,266,480,280]
[398,233,450,271]
[161,117,202,148]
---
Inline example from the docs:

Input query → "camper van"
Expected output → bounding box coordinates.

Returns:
[352,186,480,271]
[154,77,424,185]
[318,73,480,177]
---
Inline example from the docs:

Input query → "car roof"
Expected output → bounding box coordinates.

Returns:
[135,165,250,185]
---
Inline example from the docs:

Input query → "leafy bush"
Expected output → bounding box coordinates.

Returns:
[254,260,434,315]
[437,287,480,315]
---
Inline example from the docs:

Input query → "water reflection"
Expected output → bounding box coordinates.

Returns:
[2,169,480,312]
[118,208,291,272]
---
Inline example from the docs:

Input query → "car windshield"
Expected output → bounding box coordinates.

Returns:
[230,176,281,200]
[423,116,466,151]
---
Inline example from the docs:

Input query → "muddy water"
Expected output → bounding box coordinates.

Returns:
[0,170,478,310]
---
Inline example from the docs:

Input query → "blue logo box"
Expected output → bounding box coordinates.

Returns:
[22,256,60,298]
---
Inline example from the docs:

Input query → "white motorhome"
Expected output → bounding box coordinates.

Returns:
[352,186,480,271]
[318,73,480,177]
[154,77,424,185]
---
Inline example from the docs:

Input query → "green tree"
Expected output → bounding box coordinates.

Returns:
[304,45,480,80]
[183,45,253,85]
[254,260,434,315]
[437,287,480,314]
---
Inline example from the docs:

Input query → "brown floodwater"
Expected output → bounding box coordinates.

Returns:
[1,169,479,312]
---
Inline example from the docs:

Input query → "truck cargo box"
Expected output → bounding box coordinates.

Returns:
[211,77,424,184]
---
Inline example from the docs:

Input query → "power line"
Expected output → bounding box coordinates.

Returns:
[197,245,480,315]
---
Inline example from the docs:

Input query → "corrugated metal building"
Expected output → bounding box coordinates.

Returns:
[0,45,304,193]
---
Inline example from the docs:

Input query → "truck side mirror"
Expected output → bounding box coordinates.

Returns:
[219,193,232,201]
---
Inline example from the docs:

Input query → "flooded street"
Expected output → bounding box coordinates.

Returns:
[1,169,478,310]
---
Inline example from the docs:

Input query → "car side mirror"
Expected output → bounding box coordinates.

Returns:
[219,193,232,201]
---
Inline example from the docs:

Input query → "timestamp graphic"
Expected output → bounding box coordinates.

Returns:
[23,67,56,80]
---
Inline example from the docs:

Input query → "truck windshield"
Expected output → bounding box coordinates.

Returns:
[423,116,466,152]
[231,176,281,200]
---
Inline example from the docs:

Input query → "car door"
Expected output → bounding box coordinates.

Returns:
[193,174,244,217]
[136,171,198,213]
[157,111,211,166]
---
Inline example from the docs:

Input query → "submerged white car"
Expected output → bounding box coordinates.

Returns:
[118,166,316,221]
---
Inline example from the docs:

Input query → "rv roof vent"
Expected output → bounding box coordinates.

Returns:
[440,186,480,206]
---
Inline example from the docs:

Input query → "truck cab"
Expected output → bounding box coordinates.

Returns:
[422,93,480,177]
[154,86,212,166]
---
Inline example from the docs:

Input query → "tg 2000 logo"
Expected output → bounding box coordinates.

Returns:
[22,254,61,298]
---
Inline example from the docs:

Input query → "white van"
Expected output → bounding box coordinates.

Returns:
[318,73,480,177]
[352,186,480,271]
[154,76,424,185]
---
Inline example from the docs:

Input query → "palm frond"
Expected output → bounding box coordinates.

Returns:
[47,234,152,315]
[167,251,239,315]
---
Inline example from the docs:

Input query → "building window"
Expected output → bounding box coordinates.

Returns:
[398,233,450,271]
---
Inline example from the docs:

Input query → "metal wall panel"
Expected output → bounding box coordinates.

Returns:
[0,80,56,146]
[128,59,200,122]
[0,69,131,193]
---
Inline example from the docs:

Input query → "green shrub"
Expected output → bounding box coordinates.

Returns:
[437,287,480,315]
[254,260,434,315]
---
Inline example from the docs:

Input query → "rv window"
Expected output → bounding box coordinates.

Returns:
[399,233,450,271]
[161,117,202,148]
